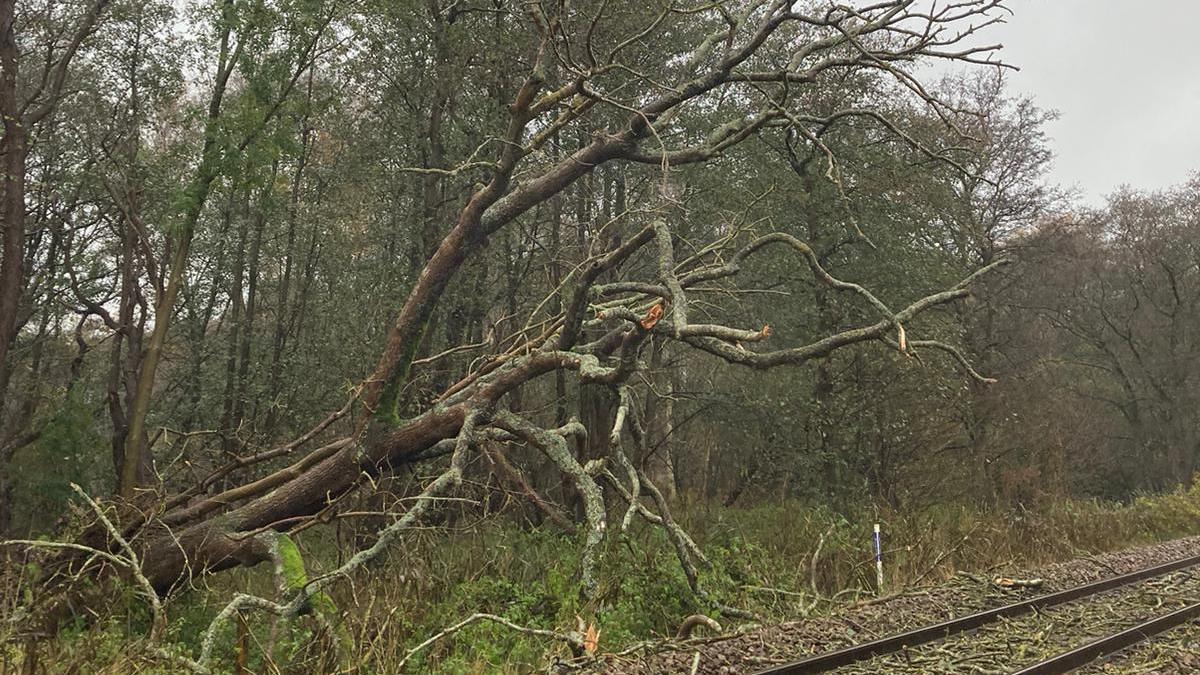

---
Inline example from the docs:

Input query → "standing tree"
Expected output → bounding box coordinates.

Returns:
[0,0,111,532]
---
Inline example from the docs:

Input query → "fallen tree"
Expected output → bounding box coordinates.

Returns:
[21,0,1016,658]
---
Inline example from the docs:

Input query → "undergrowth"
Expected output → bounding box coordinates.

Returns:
[6,484,1200,673]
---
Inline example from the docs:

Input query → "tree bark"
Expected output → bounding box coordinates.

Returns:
[220,186,250,455]
[236,175,269,430]
[266,97,313,433]
[0,0,27,418]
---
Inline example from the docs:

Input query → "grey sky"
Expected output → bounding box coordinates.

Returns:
[966,0,1200,205]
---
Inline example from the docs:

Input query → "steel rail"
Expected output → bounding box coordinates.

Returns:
[752,552,1200,675]
[1009,600,1200,674]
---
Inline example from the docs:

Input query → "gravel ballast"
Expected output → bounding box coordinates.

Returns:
[588,536,1200,674]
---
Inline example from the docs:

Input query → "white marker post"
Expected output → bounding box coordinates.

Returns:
[873,523,884,594]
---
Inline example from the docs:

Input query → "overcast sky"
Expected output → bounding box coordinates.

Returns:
[954,1,1200,205]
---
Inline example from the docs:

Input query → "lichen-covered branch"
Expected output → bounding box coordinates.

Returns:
[608,386,641,532]
[398,612,585,670]
[190,408,489,669]
[493,410,605,600]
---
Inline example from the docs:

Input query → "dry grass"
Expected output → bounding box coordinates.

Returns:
[6,484,1200,673]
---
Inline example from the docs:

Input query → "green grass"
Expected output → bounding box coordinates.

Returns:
[8,485,1200,673]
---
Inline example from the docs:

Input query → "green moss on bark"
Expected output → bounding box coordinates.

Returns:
[269,533,353,659]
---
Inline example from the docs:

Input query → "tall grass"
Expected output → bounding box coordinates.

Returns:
[6,485,1200,673]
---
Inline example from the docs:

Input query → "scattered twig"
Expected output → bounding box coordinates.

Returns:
[677,614,722,639]
[398,613,584,669]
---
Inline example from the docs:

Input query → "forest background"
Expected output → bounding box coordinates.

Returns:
[3,0,1200,671]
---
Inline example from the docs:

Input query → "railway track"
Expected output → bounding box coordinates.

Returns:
[753,552,1200,675]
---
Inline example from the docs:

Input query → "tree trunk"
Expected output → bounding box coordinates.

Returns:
[220,186,250,455]
[0,0,27,417]
[266,93,312,433]
[118,6,237,497]
[236,173,269,431]
[0,463,13,534]
[643,338,678,500]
